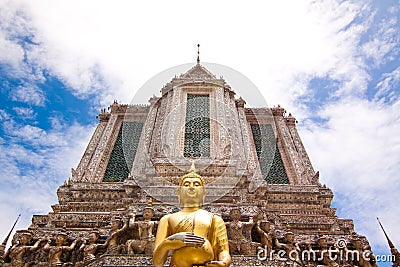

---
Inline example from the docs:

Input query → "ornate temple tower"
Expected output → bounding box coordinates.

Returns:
[3,60,375,267]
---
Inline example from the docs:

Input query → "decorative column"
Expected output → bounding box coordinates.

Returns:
[78,105,120,183]
[72,109,109,182]
[272,106,300,184]
[285,114,316,184]
[236,98,257,174]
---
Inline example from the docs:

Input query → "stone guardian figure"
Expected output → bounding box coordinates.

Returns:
[226,207,253,255]
[76,230,108,266]
[126,205,156,254]
[3,231,41,267]
[43,231,78,267]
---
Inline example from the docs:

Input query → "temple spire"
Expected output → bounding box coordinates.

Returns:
[197,44,200,64]
[2,213,21,246]
[377,218,400,267]
[377,217,395,248]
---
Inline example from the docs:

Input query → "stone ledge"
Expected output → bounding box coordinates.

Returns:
[86,255,302,267]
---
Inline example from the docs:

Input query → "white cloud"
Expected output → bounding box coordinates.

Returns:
[0,0,45,82]
[0,119,94,244]
[12,106,36,120]
[0,31,25,74]
[0,109,10,121]
[361,16,399,66]
[0,1,27,71]
[375,66,400,103]
[9,84,46,106]
[300,97,400,251]
[0,0,377,111]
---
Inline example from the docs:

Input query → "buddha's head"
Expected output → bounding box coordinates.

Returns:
[177,163,206,208]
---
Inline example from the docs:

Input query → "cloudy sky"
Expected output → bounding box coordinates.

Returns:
[0,0,399,265]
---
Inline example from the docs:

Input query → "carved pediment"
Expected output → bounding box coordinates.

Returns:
[180,64,216,80]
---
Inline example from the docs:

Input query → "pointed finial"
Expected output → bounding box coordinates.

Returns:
[2,213,21,246]
[197,44,200,64]
[190,161,196,173]
[377,217,396,249]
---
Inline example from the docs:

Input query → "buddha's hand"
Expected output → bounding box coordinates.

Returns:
[167,232,205,249]
[206,260,227,267]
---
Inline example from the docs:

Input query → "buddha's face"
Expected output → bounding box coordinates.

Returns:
[178,177,205,207]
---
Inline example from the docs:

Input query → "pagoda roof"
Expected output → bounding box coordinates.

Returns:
[179,63,216,80]
[161,63,233,95]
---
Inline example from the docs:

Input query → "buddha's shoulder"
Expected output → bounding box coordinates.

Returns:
[159,213,173,222]
[211,213,225,224]
[198,210,225,223]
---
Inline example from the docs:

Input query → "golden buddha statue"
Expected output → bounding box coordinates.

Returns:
[153,163,231,267]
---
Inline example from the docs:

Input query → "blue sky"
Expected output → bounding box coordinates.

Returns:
[0,0,399,266]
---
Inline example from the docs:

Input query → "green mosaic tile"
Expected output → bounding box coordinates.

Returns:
[103,122,144,182]
[184,94,210,158]
[251,124,289,184]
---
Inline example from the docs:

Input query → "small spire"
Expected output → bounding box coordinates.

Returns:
[189,161,196,173]
[197,44,200,64]
[377,217,395,249]
[2,213,21,246]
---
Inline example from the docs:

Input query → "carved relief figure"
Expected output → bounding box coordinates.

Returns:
[390,246,400,267]
[315,236,339,267]
[153,164,231,267]
[105,217,128,254]
[0,243,5,265]
[226,207,253,255]
[76,230,107,266]
[126,206,156,254]
[3,231,41,267]
[43,232,78,267]
[351,237,378,267]
[254,220,274,251]
[274,231,301,263]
